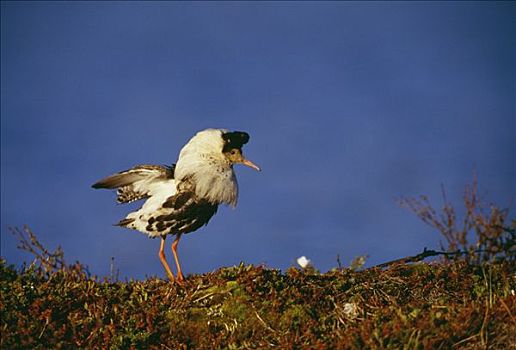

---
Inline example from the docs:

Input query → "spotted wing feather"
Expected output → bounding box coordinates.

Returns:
[92,164,175,204]
[145,190,218,235]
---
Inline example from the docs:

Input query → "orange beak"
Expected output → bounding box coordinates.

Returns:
[241,158,261,172]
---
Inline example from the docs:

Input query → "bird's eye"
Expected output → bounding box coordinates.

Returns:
[230,150,237,155]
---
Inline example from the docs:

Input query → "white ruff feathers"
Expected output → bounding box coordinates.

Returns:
[175,128,239,207]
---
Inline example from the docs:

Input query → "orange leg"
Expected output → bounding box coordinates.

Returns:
[158,236,175,283]
[171,233,184,284]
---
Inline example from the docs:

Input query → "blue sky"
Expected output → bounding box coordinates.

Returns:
[1,2,514,279]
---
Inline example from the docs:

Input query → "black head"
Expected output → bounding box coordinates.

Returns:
[222,131,250,152]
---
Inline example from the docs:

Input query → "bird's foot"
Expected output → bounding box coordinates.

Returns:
[176,272,185,285]
[166,273,175,284]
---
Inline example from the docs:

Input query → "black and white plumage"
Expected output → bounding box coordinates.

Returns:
[92,128,260,284]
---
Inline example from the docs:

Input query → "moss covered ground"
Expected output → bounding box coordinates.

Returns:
[1,258,514,349]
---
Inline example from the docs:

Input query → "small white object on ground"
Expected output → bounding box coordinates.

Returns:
[297,256,311,268]
[343,302,358,319]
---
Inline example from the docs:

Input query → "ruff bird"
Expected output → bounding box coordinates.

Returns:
[92,128,260,284]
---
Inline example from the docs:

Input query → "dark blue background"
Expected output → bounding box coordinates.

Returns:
[2,2,514,279]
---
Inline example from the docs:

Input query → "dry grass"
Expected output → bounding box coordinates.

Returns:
[2,176,514,349]
[1,229,515,349]
[1,258,515,349]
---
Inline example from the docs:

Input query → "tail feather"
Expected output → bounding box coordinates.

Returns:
[115,218,135,227]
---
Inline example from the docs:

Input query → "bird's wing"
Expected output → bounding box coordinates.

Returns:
[146,189,219,234]
[92,164,175,203]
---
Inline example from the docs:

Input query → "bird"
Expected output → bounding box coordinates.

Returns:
[92,128,260,284]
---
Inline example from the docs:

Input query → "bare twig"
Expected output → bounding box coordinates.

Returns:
[336,254,342,270]
[374,247,487,269]
[398,173,514,264]
[8,225,66,273]
[109,256,120,282]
